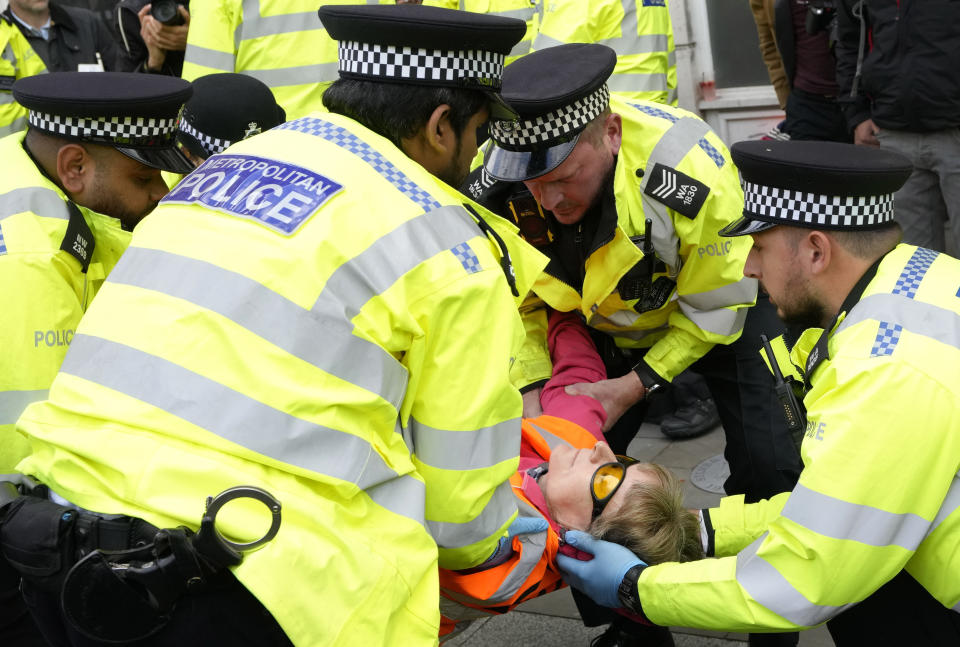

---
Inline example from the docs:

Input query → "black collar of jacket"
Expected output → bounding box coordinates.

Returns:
[4,4,79,41]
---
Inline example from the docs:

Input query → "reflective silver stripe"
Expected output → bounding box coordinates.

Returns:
[60,334,409,494]
[489,528,548,603]
[0,389,48,425]
[107,247,409,409]
[782,484,930,550]
[534,0,669,57]
[311,205,481,324]
[526,420,575,452]
[409,416,520,471]
[239,0,325,42]
[588,316,670,342]
[365,472,427,527]
[926,472,960,538]
[242,63,339,88]
[737,535,855,626]
[666,86,678,105]
[428,479,516,549]
[0,115,26,137]
[954,599,960,614]
[637,117,713,272]
[508,40,532,58]
[1,41,15,64]
[183,44,236,71]
[677,299,747,336]
[682,278,757,311]
[0,93,14,105]
[607,72,669,94]
[0,187,70,222]
[836,293,960,351]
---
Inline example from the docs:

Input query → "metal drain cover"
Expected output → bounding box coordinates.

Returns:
[691,454,729,494]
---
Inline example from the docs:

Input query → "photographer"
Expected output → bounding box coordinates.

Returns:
[116,0,189,76]
[749,0,849,143]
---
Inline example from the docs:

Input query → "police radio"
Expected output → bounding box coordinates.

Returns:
[760,334,807,449]
[506,191,553,248]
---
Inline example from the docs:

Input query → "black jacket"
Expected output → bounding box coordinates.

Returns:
[2,2,132,72]
[115,0,188,77]
[836,0,960,132]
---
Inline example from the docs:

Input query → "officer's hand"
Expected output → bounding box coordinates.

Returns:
[481,515,549,568]
[522,386,544,418]
[565,373,644,432]
[556,530,646,609]
[507,515,549,538]
[854,119,880,147]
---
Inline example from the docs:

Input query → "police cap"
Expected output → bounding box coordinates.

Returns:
[719,140,914,237]
[484,43,617,182]
[177,73,286,160]
[317,3,526,119]
[13,72,194,174]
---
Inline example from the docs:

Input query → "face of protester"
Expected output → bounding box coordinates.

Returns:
[521,114,620,226]
[744,227,829,330]
[540,442,658,532]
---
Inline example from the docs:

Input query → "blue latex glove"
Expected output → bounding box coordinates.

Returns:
[556,529,646,608]
[483,515,550,567]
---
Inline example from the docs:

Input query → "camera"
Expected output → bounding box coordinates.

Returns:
[805,0,837,37]
[151,0,185,26]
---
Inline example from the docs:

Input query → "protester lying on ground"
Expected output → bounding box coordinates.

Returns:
[439,309,703,640]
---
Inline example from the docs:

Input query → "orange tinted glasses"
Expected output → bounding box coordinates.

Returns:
[590,455,639,520]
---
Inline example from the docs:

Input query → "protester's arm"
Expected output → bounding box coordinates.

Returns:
[834,0,872,132]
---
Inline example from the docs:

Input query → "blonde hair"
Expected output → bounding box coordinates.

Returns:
[587,463,704,565]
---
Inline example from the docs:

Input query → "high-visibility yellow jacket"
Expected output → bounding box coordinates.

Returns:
[17,111,548,646]
[533,0,677,105]
[470,96,756,388]
[422,0,540,64]
[181,0,388,120]
[0,132,131,472]
[0,17,45,137]
[637,244,960,630]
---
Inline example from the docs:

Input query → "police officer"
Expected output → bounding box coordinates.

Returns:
[559,140,960,646]
[182,0,368,120]
[6,5,546,645]
[0,70,191,647]
[175,72,287,168]
[0,14,45,137]
[466,43,797,646]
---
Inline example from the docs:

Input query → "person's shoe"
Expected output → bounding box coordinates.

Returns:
[590,621,675,647]
[658,397,720,440]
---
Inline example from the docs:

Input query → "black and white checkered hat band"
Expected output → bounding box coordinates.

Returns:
[27,110,176,145]
[743,181,895,228]
[490,85,610,149]
[178,118,231,155]
[338,41,503,86]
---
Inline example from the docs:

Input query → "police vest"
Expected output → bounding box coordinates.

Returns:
[638,244,960,630]
[533,0,677,105]
[0,132,130,471]
[17,111,548,646]
[526,96,755,383]
[0,18,46,137]
[423,0,541,64]
[182,0,388,120]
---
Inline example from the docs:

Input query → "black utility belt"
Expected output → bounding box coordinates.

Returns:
[0,481,282,643]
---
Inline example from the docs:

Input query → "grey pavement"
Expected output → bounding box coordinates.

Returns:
[447,421,834,647]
